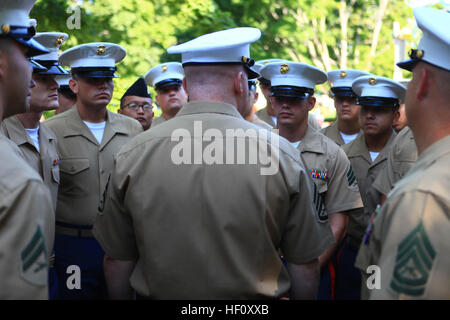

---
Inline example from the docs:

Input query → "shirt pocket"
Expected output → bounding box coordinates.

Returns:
[59,158,90,175]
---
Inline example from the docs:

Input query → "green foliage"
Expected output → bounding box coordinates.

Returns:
[31,0,441,117]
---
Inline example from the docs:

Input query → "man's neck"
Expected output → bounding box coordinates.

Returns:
[365,129,393,152]
[77,101,107,123]
[279,121,308,143]
[162,112,173,121]
[338,118,360,135]
[413,124,450,156]
[16,112,42,129]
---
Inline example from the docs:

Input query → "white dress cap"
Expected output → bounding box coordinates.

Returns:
[327,69,371,88]
[352,75,406,103]
[397,7,450,71]
[167,27,260,64]
[0,0,49,56]
[59,42,126,69]
[33,32,69,61]
[260,61,327,89]
[0,0,35,28]
[253,59,286,75]
[144,62,184,89]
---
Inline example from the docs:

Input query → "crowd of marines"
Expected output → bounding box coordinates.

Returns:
[0,0,448,300]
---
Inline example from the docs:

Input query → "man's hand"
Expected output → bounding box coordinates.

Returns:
[103,255,136,299]
[286,259,320,299]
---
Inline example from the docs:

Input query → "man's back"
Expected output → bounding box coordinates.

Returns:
[94,101,332,299]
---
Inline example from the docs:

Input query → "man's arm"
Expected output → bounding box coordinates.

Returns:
[103,256,136,300]
[286,259,320,299]
[318,213,348,267]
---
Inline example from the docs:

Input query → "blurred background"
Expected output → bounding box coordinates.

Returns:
[32,0,449,123]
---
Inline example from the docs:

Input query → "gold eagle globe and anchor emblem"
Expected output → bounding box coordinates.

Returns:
[369,77,377,85]
[280,64,290,74]
[96,45,107,55]
[55,35,65,46]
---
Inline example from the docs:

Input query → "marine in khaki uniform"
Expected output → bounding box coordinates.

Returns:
[340,75,406,299]
[0,0,55,299]
[261,61,363,300]
[254,59,283,128]
[144,62,187,127]
[254,60,321,131]
[372,126,417,203]
[243,79,272,129]
[320,69,370,146]
[94,28,333,300]
[1,32,70,210]
[356,7,450,300]
[45,42,143,299]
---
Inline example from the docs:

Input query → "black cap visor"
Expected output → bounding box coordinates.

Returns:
[71,67,118,78]
[270,86,314,98]
[14,37,49,57]
[357,96,400,109]
[29,59,47,72]
[155,78,183,91]
[331,87,357,98]
[34,61,69,75]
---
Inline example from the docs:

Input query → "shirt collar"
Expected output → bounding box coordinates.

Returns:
[298,126,325,154]
[176,101,243,119]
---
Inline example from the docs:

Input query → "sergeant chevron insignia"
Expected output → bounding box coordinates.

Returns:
[312,183,328,222]
[20,225,48,285]
[390,221,436,297]
[346,165,357,187]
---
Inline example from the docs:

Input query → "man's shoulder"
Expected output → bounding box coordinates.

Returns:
[43,108,73,129]
[0,137,42,192]
[108,110,143,132]
[390,154,450,202]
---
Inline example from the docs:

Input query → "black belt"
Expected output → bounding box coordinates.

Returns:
[55,221,94,238]
[346,235,362,248]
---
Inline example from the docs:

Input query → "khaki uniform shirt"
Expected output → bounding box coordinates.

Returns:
[1,115,60,210]
[250,114,273,130]
[342,132,396,242]
[44,105,143,226]
[0,135,54,299]
[297,126,363,220]
[150,114,167,127]
[255,106,276,127]
[320,120,362,147]
[257,107,321,130]
[93,101,333,299]
[356,135,450,299]
[372,126,418,196]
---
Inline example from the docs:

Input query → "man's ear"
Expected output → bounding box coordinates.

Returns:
[117,108,123,114]
[307,96,316,111]
[69,78,79,94]
[233,71,245,96]
[0,48,6,81]
[182,77,187,94]
[416,67,430,101]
